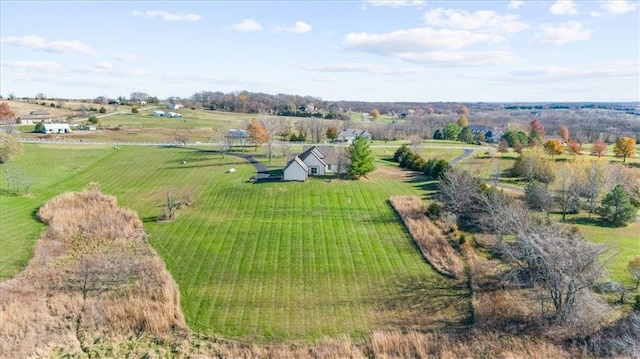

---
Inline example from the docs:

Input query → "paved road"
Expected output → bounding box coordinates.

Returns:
[230,153,270,180]
[449,148,474,165]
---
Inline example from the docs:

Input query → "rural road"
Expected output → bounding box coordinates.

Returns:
[449,148,474,165]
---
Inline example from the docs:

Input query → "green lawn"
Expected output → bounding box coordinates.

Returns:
[1,143,469,343]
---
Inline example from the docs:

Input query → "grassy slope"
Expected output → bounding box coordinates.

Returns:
[0,143,469,343]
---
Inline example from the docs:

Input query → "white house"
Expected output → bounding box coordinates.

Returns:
[42,123,71,134]
[337,128,372,143]
[165,112,182,118]
[283,157,309,181]
[283,146,348,181]
[153,110,165,117]
[167,104,183,110]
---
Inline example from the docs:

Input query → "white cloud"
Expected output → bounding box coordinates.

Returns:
[399,50,520,66]
[549,0,579,15]
[1,35,96,56]
[301,63,422,75]
[344,27,502,53]
[509,61,639,81]
[289,21,312,34]
[361,0,425,7]
[93,61,113,70]
[531,21,592,45]
[423,8,529,34]
[2,60,63,72]
[507,1,525,10]
[131,10,201,22]
[343,26,521,66]
[275,21,312,34]
[232,19,263,32]
[602,0,638,14]
[117,53,138,62]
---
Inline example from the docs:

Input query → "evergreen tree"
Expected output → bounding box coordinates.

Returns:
[348,136,375,178]
[433,129,443,140]
[596,185,636,227]
[459,126,473,143]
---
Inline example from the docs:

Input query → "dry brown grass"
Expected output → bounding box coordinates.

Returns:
[0,187,186,358]
[389,196,465,278]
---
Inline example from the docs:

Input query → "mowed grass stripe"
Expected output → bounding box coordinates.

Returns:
[2,144,468,342]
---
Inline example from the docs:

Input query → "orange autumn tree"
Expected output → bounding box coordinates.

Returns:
[247,118,268,149]
[614,137,636,162]
[557,125,569,142]
[566,139,582,159]
[0,102,16,124]
[543,139,564,159]
[591,140,607,158]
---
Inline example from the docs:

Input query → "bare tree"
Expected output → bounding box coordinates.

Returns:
[159,188,192,221]
[497,220,610,323]
[555,164,582,221]
[260,113,282,162]
[409,134,422,153]
[309,119,328,143]
[172,129,190,147]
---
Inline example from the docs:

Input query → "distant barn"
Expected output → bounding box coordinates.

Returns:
[42,123,71,134]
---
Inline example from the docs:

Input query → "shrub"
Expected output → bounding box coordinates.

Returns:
[34,122,44,132]
[131,107,138,114]
[426,202,442,219]
[99,106,106,114]
[88,115,99,125]
[393,144,411,163]
[635,295,640,311]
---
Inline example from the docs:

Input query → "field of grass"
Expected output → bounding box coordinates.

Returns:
[0,143,470,343]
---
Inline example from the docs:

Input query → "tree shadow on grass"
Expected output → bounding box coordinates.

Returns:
[565,216,619,228]
[371,274,473,332]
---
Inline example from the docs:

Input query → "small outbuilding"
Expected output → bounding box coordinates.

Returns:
[42,123,71,133]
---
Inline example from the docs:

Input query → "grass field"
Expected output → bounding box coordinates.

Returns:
[1,138,637,342]
[0,143,470,343]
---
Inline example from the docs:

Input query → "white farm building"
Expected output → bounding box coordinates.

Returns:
[41,123,71,134]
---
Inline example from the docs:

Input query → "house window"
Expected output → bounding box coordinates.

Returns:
[310,167,318,175]
[327,164,332,170]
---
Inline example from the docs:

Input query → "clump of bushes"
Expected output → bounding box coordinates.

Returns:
[393,145,451,179]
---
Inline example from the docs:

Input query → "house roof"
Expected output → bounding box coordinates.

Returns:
[298,146,326,166]
[469,124,494,133]
[303,145,343,165]
[285,156,308,172]
[43,123,70,129]
[338,128,369,137]
[227,129,248,138]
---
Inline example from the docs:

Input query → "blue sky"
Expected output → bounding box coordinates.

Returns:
[1,0,638,102]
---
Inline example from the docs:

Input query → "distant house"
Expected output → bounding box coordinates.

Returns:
[153,110,165,117]
[167,104,183,110]
[42,123,71,134]
[469,124,503,143]
[226,129,249,147]
[227,129,248,139]
[165,112,182,118]
[283,146,348,181]
[336,128,372,143]
[17,110,52,125]
[297,103,316,112]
